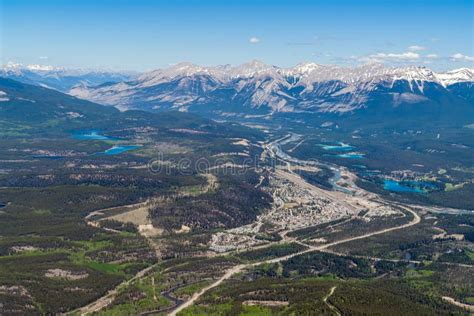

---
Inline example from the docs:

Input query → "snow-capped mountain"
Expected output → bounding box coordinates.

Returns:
[436,68,474,103]
[19,61,474,115]
[0,62,135,92]
[70,61,473,113]
[437,68,474,86]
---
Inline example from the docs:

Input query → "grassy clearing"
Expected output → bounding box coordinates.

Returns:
[174,280,212,297]
[444,182,467,191]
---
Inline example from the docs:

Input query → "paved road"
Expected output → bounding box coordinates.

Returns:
[168,139,424,315]
[75,135,468,316]
[169,205,421,315]
[442,297,474,312]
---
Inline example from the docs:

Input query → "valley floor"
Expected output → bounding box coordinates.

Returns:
[76,135,474,315]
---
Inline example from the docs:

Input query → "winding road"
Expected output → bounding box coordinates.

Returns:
[323,286,341,316]
[168,136,424,315]
[75,133,470,315]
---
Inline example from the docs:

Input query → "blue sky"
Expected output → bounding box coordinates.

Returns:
[1,0,473,71]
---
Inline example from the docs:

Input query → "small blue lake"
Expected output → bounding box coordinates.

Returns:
[383,179,437,193]
[337,153,365,159]
[72,130,141,156]
[319,142,354,151]
[72,130,117,141]
[97,145,142,155]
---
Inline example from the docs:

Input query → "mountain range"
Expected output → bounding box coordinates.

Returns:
[0,62,135,92]
[2,61,473,123]
[67,61,473,115]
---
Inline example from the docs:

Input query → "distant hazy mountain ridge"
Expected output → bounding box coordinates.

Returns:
[0,62,135,92]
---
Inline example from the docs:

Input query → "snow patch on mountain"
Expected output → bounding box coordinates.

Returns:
[29,61,474,114]
[392,92,429,106]
[0,90,9,102]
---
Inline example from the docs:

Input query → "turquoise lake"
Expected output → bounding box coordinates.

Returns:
[383,179,437,193]
[72,131,141,155]
[319,142,354,151]
[337,153,365,159]
[72,130,117,141]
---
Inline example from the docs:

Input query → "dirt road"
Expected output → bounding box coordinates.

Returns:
[70,263,158,315]
[323,286,341,316]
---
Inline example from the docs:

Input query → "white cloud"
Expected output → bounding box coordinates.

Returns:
[360,51,420,63]
[426,54,438,59]
[249,37,260,44]
[39,56,49,60]
[407,45,426,51]
[450,53,474,62]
